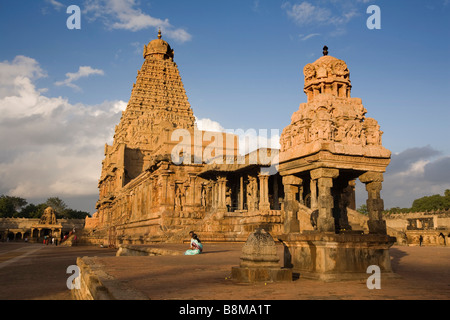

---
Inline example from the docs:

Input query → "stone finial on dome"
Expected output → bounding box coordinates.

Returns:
[323,45,328,56]
[143,30,174,61]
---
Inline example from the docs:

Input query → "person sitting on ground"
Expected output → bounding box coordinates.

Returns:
[184,232,203,255]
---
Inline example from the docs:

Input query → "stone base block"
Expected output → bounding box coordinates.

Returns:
[279,232,396,282]
[231,267,292,283]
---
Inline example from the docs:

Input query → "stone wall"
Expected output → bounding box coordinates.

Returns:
[384,211,450,246]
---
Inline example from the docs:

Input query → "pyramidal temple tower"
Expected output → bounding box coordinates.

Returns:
[114,30,196,151]
[100,31,197,192]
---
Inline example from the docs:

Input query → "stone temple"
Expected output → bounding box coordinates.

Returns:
[86,31,283,245]
[85,34,395,279]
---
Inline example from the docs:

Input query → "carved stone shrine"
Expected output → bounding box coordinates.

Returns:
[278,47,396,281]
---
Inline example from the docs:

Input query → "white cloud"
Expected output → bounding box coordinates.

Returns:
[300,33,321,41]
[55,66,104,91]
[282,1,361,36]
[195,117,225,133]
[46,0,65,10]
[83,0,192,42]
[355,147,450,209]
[283,2,332,26]
[0,56,46,98]
[195,117,280,156]
[0,56,125,201]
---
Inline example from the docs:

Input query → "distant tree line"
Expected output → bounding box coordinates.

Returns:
[356,189,450,215]
[0,195,90,219]
[386,189,450,213]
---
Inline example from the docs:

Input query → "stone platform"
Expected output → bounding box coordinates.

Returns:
[279,233,397,281]
[73,243,450,300]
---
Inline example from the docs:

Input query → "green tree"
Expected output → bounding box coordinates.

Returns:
[9,196,27,212]
[45,197,68,218]
[0,195,16,218]
[65,209,90,219]
[19,203,47,219]
[411,192,450,212]
[357,204,368,215]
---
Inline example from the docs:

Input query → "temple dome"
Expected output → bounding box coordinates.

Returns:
[144,30,174,61]
[303,46,352,100]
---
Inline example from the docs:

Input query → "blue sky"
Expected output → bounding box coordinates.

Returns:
[0,0,449,213]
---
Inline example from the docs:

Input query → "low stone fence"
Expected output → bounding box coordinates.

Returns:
[116,244,184,256]
[73,256,149,300]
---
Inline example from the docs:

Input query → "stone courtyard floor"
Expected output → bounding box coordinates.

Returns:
[92,243,450,300]
[0,242,448,301]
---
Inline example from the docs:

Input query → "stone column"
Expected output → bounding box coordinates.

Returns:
[186,174,197,206]
[195,178,203,206]
[359,172,386,234]
[247,176,257,211]
[310,179,318,209]
[206,183,212,209]
[239,175,244,211]
[159,172,170,206]
[211,181,217,210]
[282,175,302,233]
[348,179,356,210]
[273,176,279,210]
[311,168,339,233]
[258,174,270,211]
[217,176,227,212]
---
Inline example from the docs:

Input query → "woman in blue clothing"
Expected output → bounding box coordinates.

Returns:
[184,231,203,255]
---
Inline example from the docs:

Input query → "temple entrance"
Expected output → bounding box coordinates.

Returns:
[41,228,52,237]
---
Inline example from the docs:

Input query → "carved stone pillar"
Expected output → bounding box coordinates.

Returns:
[282,175,302,233]
[273,176,279,210]
[338,179,355,231]
[258,174,270,211]
[238,175,244,210]
[186,174,197,206]
[247,175,258,211]
[159,172,170,206]
[311,168,339,233]
[310,179,318,209]
[359,172,386,234]
[348,179,356,210]
[206,183,212,209]
[211,181,217,210]
[194,178,203,206]
[217,176,227,212]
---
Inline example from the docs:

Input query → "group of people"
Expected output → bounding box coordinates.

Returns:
[184,231,203,255]
[43,235,59,246]
[42,230,77,246]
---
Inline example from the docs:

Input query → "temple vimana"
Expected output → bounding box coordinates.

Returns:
[83,32,448,264]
